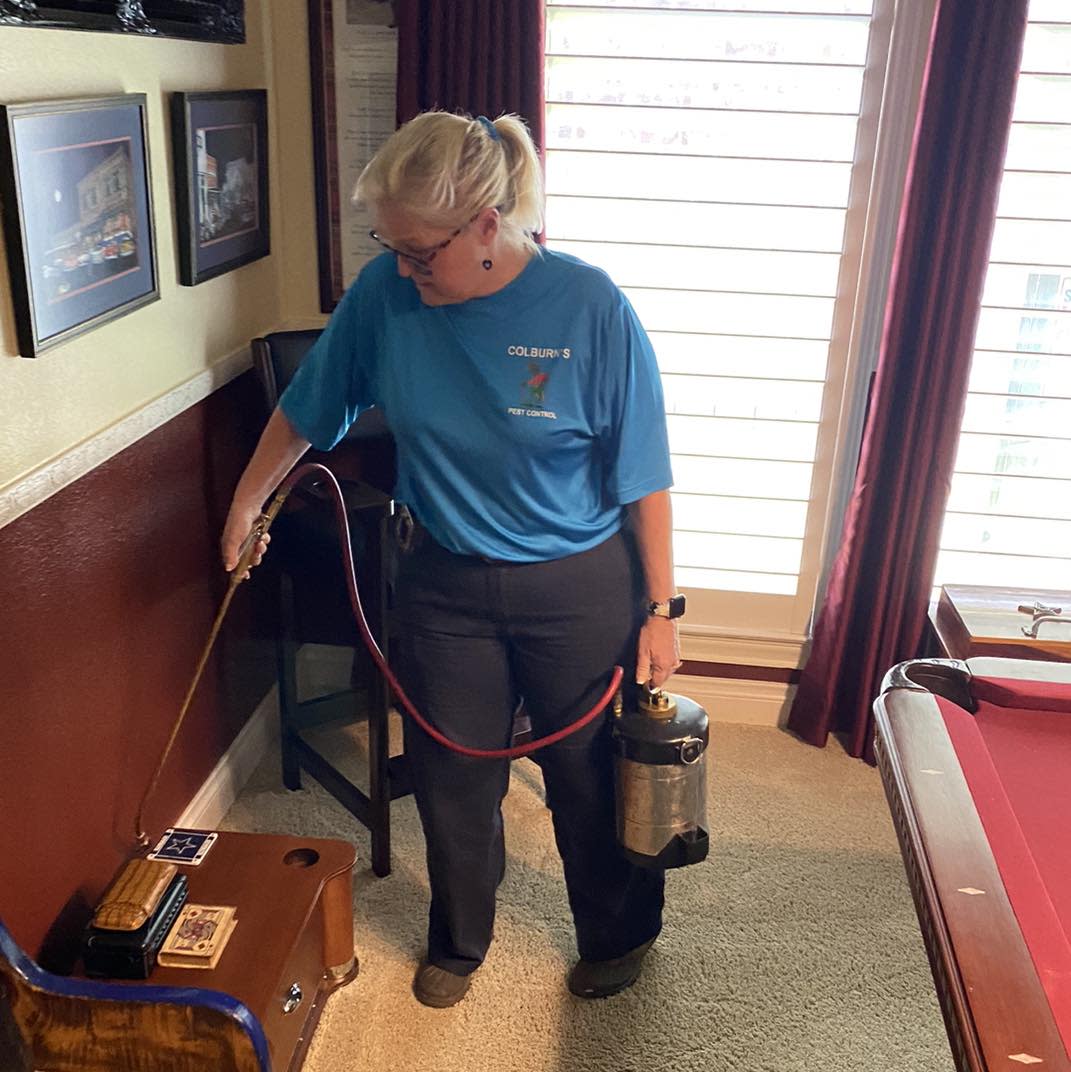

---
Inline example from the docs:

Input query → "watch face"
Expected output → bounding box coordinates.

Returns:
[668,594,686,619]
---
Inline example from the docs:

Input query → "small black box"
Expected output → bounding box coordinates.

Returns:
[83,872,188,979]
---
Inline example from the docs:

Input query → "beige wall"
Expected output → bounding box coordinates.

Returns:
[0,0,327,493]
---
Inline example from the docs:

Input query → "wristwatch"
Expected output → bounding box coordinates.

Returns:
[648,594,686,620]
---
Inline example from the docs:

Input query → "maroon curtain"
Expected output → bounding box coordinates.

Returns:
[394,0,545,153]
[786,0,1029,763]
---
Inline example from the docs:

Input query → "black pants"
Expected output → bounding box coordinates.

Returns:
[394,522,665,975]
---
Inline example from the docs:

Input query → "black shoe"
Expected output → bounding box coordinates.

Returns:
[413,961,472,1008]
[567,937,656,999]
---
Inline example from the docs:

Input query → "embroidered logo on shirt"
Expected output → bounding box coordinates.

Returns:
[507,362,558,419]
[524,363,549,406]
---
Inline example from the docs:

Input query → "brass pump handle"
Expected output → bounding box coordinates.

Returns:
[639,685,676,720]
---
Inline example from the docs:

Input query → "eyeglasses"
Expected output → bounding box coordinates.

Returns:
[368,213,479,274]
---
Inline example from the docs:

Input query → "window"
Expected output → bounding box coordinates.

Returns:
[934,2,1071,593]
[544,0,891,639]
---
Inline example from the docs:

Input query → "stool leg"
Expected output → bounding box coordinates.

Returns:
[368,674,391,877]
[278,571,302,791]
[367,509,391,877]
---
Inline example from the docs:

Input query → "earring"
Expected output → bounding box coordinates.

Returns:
[482,259,493,271]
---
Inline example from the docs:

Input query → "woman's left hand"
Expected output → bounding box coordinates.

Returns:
[635,617,682,689]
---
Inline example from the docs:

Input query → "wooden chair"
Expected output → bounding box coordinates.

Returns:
[251,330,410,878]
[0,915,270,1072]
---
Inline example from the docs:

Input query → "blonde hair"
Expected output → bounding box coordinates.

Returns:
[354,111,544,256]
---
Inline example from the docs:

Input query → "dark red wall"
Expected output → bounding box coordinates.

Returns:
[0,372,277,967]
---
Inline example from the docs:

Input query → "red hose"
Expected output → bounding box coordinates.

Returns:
[274,462,624,760]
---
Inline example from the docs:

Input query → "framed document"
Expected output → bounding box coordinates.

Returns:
[308,0,398,312]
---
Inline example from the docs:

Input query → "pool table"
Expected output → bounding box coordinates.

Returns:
[874,657,1071,1072]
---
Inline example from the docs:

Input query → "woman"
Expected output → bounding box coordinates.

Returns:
[222,111,683,1008]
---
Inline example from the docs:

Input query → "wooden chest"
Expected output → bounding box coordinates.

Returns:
[2,831,357,1072]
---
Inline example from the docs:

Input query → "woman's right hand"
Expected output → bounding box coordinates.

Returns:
[219,408,311,580]
[222,500,272,580]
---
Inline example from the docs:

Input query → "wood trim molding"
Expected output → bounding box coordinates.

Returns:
[680,661,800,684]
[673,673,797,728]
[812,0,938,607]
[0,346,251,531]
[681,625,809,670]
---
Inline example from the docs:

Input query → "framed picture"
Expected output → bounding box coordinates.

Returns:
[170,90,270,287]
[0,95,160,358]
[0,1,245,44]
[309,0,398,311]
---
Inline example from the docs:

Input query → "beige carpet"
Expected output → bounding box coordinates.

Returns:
[222,712,954,1072]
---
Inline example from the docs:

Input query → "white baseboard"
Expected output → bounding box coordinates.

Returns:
[672,674,797,728]
[176,686,280,830]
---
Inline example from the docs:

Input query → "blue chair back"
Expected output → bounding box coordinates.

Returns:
[0,916,271,1072]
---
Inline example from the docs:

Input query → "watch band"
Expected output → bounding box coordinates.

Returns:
[648,594,686,620]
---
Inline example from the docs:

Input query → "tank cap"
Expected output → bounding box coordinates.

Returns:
[639,687,677,720]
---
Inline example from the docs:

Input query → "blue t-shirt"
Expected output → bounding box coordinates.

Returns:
[280,248,672,562]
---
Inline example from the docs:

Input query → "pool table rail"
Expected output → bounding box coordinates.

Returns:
[874,658,1071,1072]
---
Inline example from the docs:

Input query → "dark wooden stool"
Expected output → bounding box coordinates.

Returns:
[252,331,410,878]
[270,479,410,877]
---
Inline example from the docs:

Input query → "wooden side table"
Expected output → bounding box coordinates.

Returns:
[145,831,357,1069]
[30,831,360,1072]
[929,585,1071,662]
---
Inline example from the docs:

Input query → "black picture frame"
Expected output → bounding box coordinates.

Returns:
[0,95,160,358]
[308,0,345,313]
[0,2,245,44]
[170,90,270,287]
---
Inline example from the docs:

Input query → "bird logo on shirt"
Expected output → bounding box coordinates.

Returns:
[523,362,550,407]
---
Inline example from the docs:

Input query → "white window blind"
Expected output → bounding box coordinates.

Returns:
[544,0,884,634]
[934,1,1071,592]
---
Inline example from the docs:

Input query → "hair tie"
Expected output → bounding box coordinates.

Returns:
[476,115,500,142]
